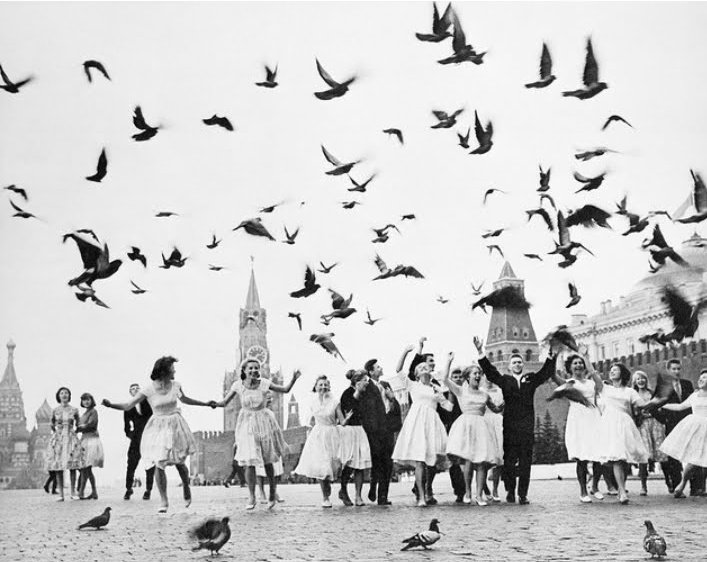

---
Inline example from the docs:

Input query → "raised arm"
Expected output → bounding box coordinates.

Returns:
[529,352,558,388]
[660,394,695,413]
[102,392,147,412]
[396,344,415,373]
[270,370,301,393]
[442,352,463,397]
[473,337,503,388]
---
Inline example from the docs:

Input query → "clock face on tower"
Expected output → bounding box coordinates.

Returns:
[246,345,268,366]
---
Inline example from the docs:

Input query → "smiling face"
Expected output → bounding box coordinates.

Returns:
[315,377,330,394]
[425,355,436,372]
[697,373,707,390]
[129,384,140,396]
[81,396,92,408]
[609,364,622,382]
[633,372,648,389]
[243,360,261,385]
[468,366,482,389]
[509,356,524,375]
[415,363,432,384]
[58,388,70,404]
[571,357,587,378]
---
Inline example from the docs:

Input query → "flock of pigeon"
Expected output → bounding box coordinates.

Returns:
[3,2,706,360]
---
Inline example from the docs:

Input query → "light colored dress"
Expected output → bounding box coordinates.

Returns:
[140,380,197,468]
[635,389,667,463]
[660,393,707,467]
[338,386,372,470]
[47,405,82,471]
[597,384,649,464]
[230,378,288,467]
[391,374,448,468]
[564,378,602,462]
[78,408,104,468]
[294,394,342,480]
[446,384,501,465]
[485,385,504,461]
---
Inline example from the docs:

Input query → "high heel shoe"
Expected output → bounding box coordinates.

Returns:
[158,505,168,514]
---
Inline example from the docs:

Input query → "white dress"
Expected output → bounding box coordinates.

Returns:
[294,394,342,480]
[660,393,707,467]
[597,384,648,464]
[140,380,197,468]
[446,384,501,465]
[564,378,602,462]
[391,374,448,468]
[485,385,504,461]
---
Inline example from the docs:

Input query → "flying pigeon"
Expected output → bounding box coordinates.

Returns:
[660,285,706,343]
[3,185,28,201]
[127,247,147,268]
[130,280,147,295]
[524,253,543,261]
[483,188,506,204]
[482,228,505,238]
[78,507,111,530]
[318,261,339,274]
[0,62,33,93]
[565,205,612,229]
[401,214,416,221]
[372,224,399,238]
[437,296,449,304]
[131,106,160,141]
[233,218,276,241]
[643,520,667,559]
[160,247,187,269]
[259,202,284,214]
[562,38,608,99]
[83,60,110,82]
[322,289,357,321]
[469,111,493,154]
[208,264,225,271]
[642,224,687,268]
[542,326,579,351]
[401,519,442,551]
[549,211,594,268]
[74,285,110,309]
[675,169,707,224]
[383,128,404,145]
[9,199,36,219]
[457,127,471,149]
[416,3,453,42]
[372,254,424,280]
[431,108,464,129]
[347,174,376,193]
[310,333,345,360]
[525,43,556,88]
[574,147,617,161]
[155,211,178,218]
[189,517,231,555]
[573,171,607,193]
[63,232,122,286]
[438,10,485,65]
[314,59,355,100]
[538,165,551,192]
[203,114,234,131]
[540,192,556,210]
[547,380,593,407]
[526,208,554,231]
[321,145,359,175]
[288,312,302,331]
[470,281,484,296]
[283,226,300,245]
[487,245,504,258]
[566,282,581,308]
[473,286,530,312]
[602,114,632,131]
[341,201,361,209]
[206,234,221,249]
[255,65,278,88]
[290,266,320,298]
[86,148,108,182]
[364,309,381,325]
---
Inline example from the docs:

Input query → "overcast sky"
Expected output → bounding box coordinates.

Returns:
[1,1,706,484]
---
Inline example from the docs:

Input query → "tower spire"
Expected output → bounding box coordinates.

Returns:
[1,339,19,388]
[245,259,261,309]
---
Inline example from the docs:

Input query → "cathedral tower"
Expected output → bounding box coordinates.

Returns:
[484,262,541,371]
[0,340,27,443]
[286,394,301,429]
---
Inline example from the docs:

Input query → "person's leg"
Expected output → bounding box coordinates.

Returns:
[414,462,426,506]
[639,463,648,495]
[264,463,277,507]
[353,469,365,505]
[377,437,394,504]
[449,462,465,501]
[244,465,257,507]
[425,466,437,503]
[612,462,628,503]
[674,463,695,498]
[368,435,381,502]
[55,470,65,501]
[339,465,353,506]
[154,467,168,511]
[590,462,603,496]
[503,436,519,501]
[576,461,589,498]
[668,456,683,492]
[659,460,673,492]
[69,469,78,498]
[319,479,329,502]
[462,461,473,502]
[87,467,97,498]
[517,439,533,501]
[144,466,155,499]
[44,472,54,493]
[687,462,702,495]
[125,440,139,498]
[476,465,489,506]
[175,463,191,507]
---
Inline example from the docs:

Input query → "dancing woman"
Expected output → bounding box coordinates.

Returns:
[391,344,452,507]
[47,386,82,501]
[659,370,707,498]
[217,358,300,510]
[103,356,213,513]
[632,370,668,495]
[294,375,345,507]
[442,354,502,506]
[77,393,104,500]
[551,353,604,503]
[593,363,649,504]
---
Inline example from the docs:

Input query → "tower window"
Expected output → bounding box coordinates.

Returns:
[512,327,519,338]
[522,328,529,339]
[525,349,532,361]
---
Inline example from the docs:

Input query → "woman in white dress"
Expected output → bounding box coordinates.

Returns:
[484,374,504,502]
[552,354,604,503]
[217,358,300,510]
[443,354,502,506]
[632,370,668,495]
[103,356,214,513]
[392,344,452,507]
[77,393,104,500]
[294,375,345,507]
[659,370,707,498]
[593,362,649,505]
[256,392,285,504]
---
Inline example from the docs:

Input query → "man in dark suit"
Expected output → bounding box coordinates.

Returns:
[474,337,557,505]
[123,383,155,500]
[362,359,401,505]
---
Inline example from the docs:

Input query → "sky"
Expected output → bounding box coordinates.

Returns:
[1,1,706,484]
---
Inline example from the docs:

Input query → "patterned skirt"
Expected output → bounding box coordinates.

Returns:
[79,432,104,468]
[637,417,667,463]
[140,412,197,468]
[46,429,82,471]
[234,407,288,467]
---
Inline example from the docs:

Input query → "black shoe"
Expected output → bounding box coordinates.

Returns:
[455,494,465,504]
[377,499,392,506]
[223,481,230,488]
[506,492,516,503]
[339,489,353,506]
[367,487,377,503]
[519,496,530,505]
[123,489,133,500]
[426,496,438,505]
[143,490,151,500]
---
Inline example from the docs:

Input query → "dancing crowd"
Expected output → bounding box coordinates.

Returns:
[42,338,707,513]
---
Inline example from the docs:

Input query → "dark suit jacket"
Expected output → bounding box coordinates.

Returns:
[360,379,401,438]
[123,400,153,440]
[437,390,461,434]
[662,378,694,435]
[478,355,557,437]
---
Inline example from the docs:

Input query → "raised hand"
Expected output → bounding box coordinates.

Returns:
[473,337,484,354]
[101,399,111,408]
[292,369,302,381]
[447,351,455,363]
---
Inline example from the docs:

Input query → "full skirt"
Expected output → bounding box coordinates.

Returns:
[234,408,288,467]
[338,426,372,470]
[79,433,104,468]
[46,429,82,471]
[637,417,668,463]
[597,408,649,464]
[565,404,602,462]
[140,412,197,468]
[446,414,501,465]
[659,414,707,467]
[392,403,448,468]
[294,424,341,480]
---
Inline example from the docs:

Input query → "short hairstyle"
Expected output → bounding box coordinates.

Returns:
[611,363,632,387]
[80,392,96,408]
[423,353,435,361]
[461,364,481,380]
[450,367,463,375]
[150,356,178,381]
[631,370,651,393]
[312,375,328,392]
[129,383,140,388]
[364,358,378,373]
[509,353,524,362]
[346,369,366,384]
[239,358,261,380]
[564,354,586,375]
[55,386,71,403]
[700,368,707,375]
[666,359,681,369]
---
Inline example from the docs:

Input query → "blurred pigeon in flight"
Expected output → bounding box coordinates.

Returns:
[3,185,28,201]
[63,231,122,286]
[566,282,581,308]
[83,60,110,82]
[373,254,424,280]
[562,38,608,99]
[127,246,147,267]
[565,204,612,229]
[383,128,404,145]
[310,333,345,360]
[573,171,606,193]
[288,312,302,331]
[470,110,493,154]
[675,169,707,224]
[233,218,276,241]
[203,114,234,131]
[321,145,360,175]
[602,114,632,131]
[9,200,36,219]
[318,261,339,274]
[525,43,555,88]
[206,234,221,249]
[314,59,355,100]
[538,165,551,192]
[431,108,464,129]
[574,147,617,161]
[290,266,320,298]
[130,281,147,295]
[131,106,160,141]
[438,10,485,65]
[255,65,278,88]
[416,3,453,42]
[0,62,33,93]
[86,148,108,182]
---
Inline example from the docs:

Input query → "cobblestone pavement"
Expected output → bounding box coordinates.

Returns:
[0,477,704,561]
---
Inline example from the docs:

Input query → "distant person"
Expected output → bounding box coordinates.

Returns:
[123,383,155,500]
[77,392,104,500]
[47,386,82,501]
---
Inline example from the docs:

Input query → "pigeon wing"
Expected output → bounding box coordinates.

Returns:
[329,289,345,309]
[321,145,341,166]
[451,10,467,54]
[64,233,103,269]
[691,170,707,212]
[132,106,148,130]
[583,39,599,85]
[303,266,317,290]
[315,59,339,88]
[540,43,552,78]
[662,286,693,328]
[474,111,484,142]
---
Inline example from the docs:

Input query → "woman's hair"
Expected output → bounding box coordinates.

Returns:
[631,370,651,392]
[80,392,96,408]
[239,358,261,380]
[150,356,178,381]
[411,362,429,381]
[461,363,481,381]
[564,354,586,375]
[55,386,71,403]
[611,363,632,387]
[346,369,366,384]
[312,375,328,392]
